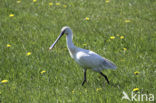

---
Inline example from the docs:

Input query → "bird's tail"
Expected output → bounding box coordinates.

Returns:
[102,58,117,69]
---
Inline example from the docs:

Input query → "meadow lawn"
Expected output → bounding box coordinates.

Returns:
[0,0,156,102]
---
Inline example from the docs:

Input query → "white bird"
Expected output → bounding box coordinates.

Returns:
[49,26,117,85]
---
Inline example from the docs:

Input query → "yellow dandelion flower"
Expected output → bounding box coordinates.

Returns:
[105,0,110,3]
[96,88,102,92]
[26,52,31,56]
[134,71,140,75]
[49,2,53,6]
[83,44,87,46]
[125,20,131,23]
[63,5,67,8]
[56,3,60,6]
[9,14,14,17]
[120,36,124,39]
[110,36,115,39]
[116,34,120,36]
[40,70,46,74]
[1,80,8,84]
[133,88,139,92]
[17,0,21,3]
[7,44,11,47]
[123,48,127,51]
[85,17,90,21]
[72,90,75,94]
[33,0,37,2]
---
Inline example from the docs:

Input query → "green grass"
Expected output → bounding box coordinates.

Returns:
[0,0,155,102]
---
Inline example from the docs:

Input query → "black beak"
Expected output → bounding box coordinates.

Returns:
[49,31,65,50]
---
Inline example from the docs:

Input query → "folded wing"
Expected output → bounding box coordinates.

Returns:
[76,49,117,70]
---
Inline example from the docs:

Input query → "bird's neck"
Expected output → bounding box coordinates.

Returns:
[66,32,75,50]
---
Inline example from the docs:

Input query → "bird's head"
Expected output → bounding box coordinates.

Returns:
[61,26,72,35]
[49,26,72,50]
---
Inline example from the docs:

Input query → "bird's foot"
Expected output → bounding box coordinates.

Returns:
[82,80,86,86]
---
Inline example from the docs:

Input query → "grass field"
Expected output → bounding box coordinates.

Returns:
[0,0,156,102]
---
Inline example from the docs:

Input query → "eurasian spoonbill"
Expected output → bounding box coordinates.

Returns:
[49,26,117,86]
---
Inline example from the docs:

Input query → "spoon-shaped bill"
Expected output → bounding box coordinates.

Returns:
[49,32,64,50]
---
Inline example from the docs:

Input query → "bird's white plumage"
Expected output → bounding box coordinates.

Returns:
[68,47,116,72]
[49,26,117,72]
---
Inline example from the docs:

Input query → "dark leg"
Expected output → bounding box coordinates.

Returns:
[99,72,109,84]
[82,69,87,86]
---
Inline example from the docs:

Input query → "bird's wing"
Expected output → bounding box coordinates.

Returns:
[76,49,117,70]
[89,51,117,69]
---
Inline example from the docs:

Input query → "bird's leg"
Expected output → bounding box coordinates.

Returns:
[82,69,87,86]
[99,72,109,84]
